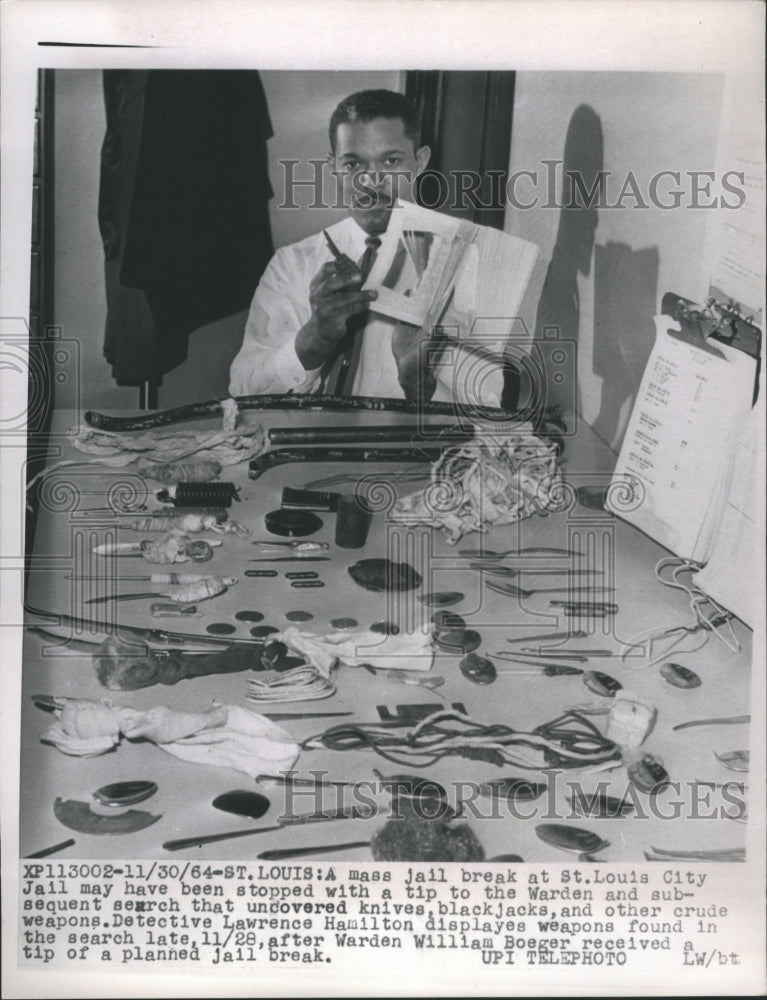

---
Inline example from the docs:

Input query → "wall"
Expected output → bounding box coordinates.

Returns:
[505,71,725,450]
[52,69,401,411]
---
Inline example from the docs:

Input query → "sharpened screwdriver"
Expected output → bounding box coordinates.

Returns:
[518,646,614,657]
[506,629,587,644]
[459,547,584,558]
[249,557,330,563]
[66,573,214,584]
[260,713,354,721]
[250,540,329,553]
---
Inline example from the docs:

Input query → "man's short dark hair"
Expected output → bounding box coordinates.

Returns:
[329,89,421,152]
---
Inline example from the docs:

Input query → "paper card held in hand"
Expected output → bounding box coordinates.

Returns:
[362,201,538,330]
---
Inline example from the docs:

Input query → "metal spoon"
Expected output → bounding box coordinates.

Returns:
[459,652,497,684]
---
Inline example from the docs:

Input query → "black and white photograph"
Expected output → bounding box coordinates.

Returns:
[1,1,765,996]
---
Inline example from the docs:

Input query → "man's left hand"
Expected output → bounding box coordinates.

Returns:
[391,322,439,403]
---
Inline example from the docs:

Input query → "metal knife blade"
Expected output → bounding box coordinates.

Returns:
[83,592,162,605]
[248,557,330,563]
[459,547,584,558]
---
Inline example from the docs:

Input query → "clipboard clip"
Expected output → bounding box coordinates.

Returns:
[662,292,762,361]
[660,293,727,359]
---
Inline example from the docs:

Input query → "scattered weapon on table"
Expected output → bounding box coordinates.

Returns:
[268,424,474,446]
[67,572,225,585]
[536,823,610,856]
[249,557,330,563]
[551,601,619,617]
[82,394,567,433]
[249,445,443,480]
[673,715,750,732]
[24,838,76,859]
[83,575,236,606]
[156,482,240,508]
[250,539,329,553]
[486,580,615,600]
[30,632,266,690]
[715,750,749,772]
[506,629,587,645]
[54,797,162,835]
[93,537,222,563]
[460,547,583,558]
[473,565,606,578]
[25,604,268,651]
[643,846,745,863]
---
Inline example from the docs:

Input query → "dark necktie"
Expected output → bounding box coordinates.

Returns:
[322,235,381,396]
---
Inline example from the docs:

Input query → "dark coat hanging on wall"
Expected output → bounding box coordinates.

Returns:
[99,70,274,386]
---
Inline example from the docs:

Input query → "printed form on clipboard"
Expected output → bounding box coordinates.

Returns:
[606,315,759,624]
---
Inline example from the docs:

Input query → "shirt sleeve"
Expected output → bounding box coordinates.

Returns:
[228,246,323,396]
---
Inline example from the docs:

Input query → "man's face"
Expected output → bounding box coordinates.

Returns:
[331,117,430,236]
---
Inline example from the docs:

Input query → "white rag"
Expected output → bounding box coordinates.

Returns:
[273,626,435,677]
[40,697,299,778]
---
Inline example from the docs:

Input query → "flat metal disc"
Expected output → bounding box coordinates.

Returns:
[434,629,482,654]
[206,622,237,636]
[235,610,265,623]
[330,617,358,630]
[370,620,399,635]
[250,625,280,638]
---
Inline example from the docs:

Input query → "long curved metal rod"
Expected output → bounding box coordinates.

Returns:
[83,394,535,433]
[23,604,265,650]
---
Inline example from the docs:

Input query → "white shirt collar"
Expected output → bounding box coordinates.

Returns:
[342,201,408,254]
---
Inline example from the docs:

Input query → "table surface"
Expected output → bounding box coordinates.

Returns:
[19,407,753,863]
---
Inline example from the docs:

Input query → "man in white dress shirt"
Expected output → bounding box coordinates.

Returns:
[229,89,526,407]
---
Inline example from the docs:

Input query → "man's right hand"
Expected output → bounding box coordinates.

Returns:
[295,262,378,371]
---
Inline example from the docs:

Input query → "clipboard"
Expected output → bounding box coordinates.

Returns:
[606,308,758,565]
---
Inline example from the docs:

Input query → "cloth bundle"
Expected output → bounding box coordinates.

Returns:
[40,696,299,778]
[272,626,435,677]
[391,421,561,544]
